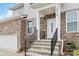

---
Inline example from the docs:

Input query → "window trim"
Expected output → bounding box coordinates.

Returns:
[66,10,78,33]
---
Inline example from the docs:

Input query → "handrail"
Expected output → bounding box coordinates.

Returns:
[51,28,58,56]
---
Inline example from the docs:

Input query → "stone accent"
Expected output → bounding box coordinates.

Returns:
[0,20,20,34]
[61,12,79,48]
[40,13,55,39]
[20,19,26,50]
[40,17,47,39]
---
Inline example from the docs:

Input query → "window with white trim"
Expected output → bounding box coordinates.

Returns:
[66,10,78,32]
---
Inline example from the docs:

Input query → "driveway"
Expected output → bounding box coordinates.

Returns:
[0,49,25,56]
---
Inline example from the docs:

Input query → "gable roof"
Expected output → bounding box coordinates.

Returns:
[9,3,24,10]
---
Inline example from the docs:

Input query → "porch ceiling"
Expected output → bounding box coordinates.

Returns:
[30,3,53,9]
[40,7,55,17]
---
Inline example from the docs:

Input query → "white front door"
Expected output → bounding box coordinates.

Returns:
[47,18,56,39]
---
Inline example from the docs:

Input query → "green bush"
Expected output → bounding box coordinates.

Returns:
[73,50,79,56]
[67,41,76,52]
[66,41,77,55]
[69,41,76,51]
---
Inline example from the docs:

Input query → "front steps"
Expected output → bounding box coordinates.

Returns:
[53,41,62,56]
[26,39,61,56]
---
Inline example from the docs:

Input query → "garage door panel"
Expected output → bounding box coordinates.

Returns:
[0,34,17,51]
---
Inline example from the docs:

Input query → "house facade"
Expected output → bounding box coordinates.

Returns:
[0,16,26,52]
[0,3,79,56]
[25,3,79,55]
[10,3,38,49]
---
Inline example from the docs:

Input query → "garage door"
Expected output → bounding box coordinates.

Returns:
[0,34,17,51]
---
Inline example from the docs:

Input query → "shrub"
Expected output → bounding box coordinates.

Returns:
[66,41,76,52]
[69,41,76,51]
[73,50,79,56]
[66,41,76,55]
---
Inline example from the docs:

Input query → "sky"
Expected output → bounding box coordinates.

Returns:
[0,3,16,20]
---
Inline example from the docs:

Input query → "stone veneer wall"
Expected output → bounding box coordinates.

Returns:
[0,19,26,52]
[40,17,47,39]
[40,14,55,39]
[20,19,26,50]
[0,20,20,34]
[61,12,79,48]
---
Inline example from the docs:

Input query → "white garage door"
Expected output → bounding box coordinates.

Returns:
[0,34,17,51]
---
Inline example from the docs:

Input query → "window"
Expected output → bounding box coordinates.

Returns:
[28,21,32,33]
[51,23,53,32]
[66,10,78,32]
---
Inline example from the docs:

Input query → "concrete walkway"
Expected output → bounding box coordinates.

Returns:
[0,49,25,56]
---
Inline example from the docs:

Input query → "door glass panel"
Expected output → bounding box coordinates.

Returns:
[51,23,53,32]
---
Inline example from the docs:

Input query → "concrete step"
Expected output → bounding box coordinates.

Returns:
[52,41,61,56]
[53,50,60,56]
[31,45,51,50]
[26,39,61,56]
[36,40,51,43]
[30,46,51,51]
[27,49,51,55]
[52,46,59,50]
[26,52,50,56]
[33,42,51,46]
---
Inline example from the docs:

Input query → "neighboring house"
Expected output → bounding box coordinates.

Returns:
[0,3,37,53]
[10,3,37,50]
[10,3,24,16]
[0,3,79,56]
[0,16,26,52]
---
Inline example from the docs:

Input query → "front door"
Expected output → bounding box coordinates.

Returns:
[47,18,56,39]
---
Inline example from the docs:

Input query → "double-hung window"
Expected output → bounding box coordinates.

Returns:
[66,10,78,32]
[28,21,32,33]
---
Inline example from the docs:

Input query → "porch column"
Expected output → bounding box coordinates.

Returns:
[36,11,40,40]
[55,4,61,41]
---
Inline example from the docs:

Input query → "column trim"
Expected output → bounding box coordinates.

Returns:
[36,11,40,40]
[55,4,61,41]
